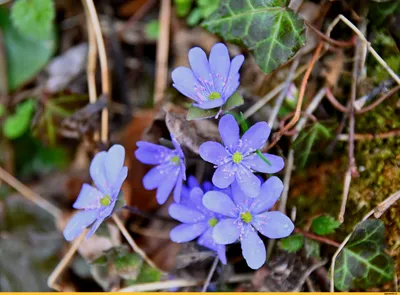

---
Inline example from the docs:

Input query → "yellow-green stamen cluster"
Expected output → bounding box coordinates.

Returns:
[208,91,221,100]
[232,152,243,164]
[241,211,253,223]
[208,217,218,227]
[171,155,180,165]
[100,195,111,206]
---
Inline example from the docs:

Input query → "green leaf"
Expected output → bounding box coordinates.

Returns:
[145,20,160,40]
[292,122,332,168]
[115,252,143,280]
[186,91,244,120]
[3,99,36,139]
[311,215,340,236]
[135,263,162,283]
[174,0,193,17]
[4,8,56,90]
[187,7,202,26]
[0,104,5,117]
[280,233,304,253]
[11,0,55,40]
[334,219,394,291]
[198,0,220,18]
[304,238,320,258]
[202,0,305,74]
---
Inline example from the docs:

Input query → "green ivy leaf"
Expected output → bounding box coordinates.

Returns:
[311,215,340,236]
[186,91,243,120]
[334,219,394,291]
[3,99,36,139]
[280,233,303,253]
[202,0,305,74]
[11,0,55,40]
[3,7,56,90]
[135,263,162,283]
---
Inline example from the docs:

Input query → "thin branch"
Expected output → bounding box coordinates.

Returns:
[357,85,400,114]
[294,228,340,248]
[291,259,328,292]
[82,0,110,144]
[0,166,61,219]
[325,87,348,112]
[328,15,400,86]
[338,129,400,141]
[112,215,163,273]
[118,273,253,292]
[154,0,171,105]
[268,56,301,129]
[243,64,308,119]
[47,229,88,290]
[202,256,219,292]
[267,43,324,151]
[119,0,157,34]
[305,21,356,48]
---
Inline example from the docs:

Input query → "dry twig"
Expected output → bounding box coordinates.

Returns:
[202,256,219,292]
[154,0,171,105]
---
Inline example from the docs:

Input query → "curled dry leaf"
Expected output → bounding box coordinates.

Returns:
[164,104,220,154]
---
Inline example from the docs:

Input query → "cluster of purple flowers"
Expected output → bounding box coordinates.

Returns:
[64,43,294,270]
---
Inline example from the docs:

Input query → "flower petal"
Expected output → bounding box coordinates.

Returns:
[223,78,240,101]
[209,43,230,92]
[212,162,236,189]
[198,228,227,264]
[241,122,271,153]
[241,228,266,269]
[219,114,239,152]
[173,171,184,203]
[171,66,200,101]
[228,55,245,79]
[199,141,229,165]
[90,151,108,193]
[143,164,175,190]
[212,218,240,244]
[105,144,125,185]
[156,168,180,204]
[171,135,185,160]
[111,166,128,198]
[187,175,200,189]
[203,190,237,217]
[193,98,224,109]
[169,203,205,223]
[188,47,211,83]
[135,141,172,165]
[243,153,284,174]
[86,217,105,239]
[231,180,250,211]
[250,176,284,214]
[252,211,294,239]
[170,222,208,243]
[235,165,261,198]
[73,184,102,209]
[188,187,204,210]
[63,210,97,241]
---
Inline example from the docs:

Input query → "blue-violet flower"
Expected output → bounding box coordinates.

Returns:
[199,114,284,198]
[169,187,227,264]
[135,135,186,204]
[63,145,128,241]
[202,177,294,269]
[171,43,244,110]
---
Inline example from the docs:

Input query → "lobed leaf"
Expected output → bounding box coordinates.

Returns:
[334,219,394,291]
[202,0,305,73]
[280,233,303,253]
[311,215,340,235]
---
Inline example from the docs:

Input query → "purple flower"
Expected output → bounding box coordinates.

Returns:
[181,175,215,202]
[63,145,128,241]
[169,187,227,264]
[202,177,294,269]
[171,43,244,110]
[135,135,186,204]
[199,114,284,198]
